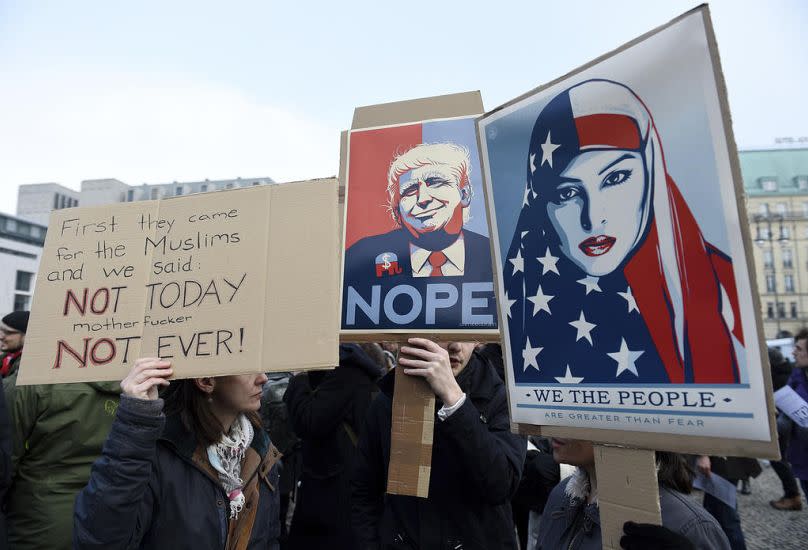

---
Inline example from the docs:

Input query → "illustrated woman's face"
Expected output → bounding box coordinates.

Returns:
[545,150,646,276]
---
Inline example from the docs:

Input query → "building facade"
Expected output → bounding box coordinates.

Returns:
[16,183,80,225]
[742,147,808,338]
[0,213,47,314]
[17,176,275,223]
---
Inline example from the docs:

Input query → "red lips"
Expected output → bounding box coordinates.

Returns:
[578,235,616,257]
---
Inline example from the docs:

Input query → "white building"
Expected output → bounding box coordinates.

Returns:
[0,213,47,314]
[16,183,80,226]
[17,176,275,224]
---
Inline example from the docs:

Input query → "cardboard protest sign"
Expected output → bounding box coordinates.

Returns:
[477,5,777,457]
[340,92,499,342]
[18,179,339,385]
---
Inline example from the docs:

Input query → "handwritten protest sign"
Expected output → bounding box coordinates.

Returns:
[18,179,339,385]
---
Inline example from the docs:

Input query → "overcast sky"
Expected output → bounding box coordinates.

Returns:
[0,0,805,215]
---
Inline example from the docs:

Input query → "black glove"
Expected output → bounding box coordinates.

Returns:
[620,521,695,550]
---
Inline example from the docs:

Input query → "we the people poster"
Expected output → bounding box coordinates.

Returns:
[478,7,774,447]
[341,114,498,336]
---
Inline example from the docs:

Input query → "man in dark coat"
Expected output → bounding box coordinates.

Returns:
[284,344,385,550]
[352,339,525,549]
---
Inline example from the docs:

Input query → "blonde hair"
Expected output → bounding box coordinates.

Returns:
[386,142,472,224]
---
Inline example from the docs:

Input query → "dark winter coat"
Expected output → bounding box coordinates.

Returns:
[786,367,808,479]
[770,356,793,392]
[708,456,761,483]
[352,352,526,550]
[537,472,730,550]
[5,378,119,550]
[284,344,384,550]
[74,395,281,550]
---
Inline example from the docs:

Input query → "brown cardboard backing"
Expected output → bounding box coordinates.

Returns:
[18,178,339,385]
[386,365,435,498]
[480,4,779,460]
[262,178,340,372]
[595,446,661,550]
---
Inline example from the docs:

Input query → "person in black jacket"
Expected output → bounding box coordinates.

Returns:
[284,344,384,550]
[352,338,526,549]
[767,346,802,511]
[74,358,281,549]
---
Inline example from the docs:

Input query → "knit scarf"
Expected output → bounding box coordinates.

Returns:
[207,414,254,519]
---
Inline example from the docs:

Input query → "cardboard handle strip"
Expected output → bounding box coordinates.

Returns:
[386,366,435,498]
[594,445,660,550]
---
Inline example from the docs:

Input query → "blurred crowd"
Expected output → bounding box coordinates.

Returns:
[0,310,805,549]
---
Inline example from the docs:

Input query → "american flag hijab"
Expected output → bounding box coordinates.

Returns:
[506,79,743,385]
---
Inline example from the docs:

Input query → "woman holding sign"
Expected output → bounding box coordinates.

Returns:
[73,358,281,549]
[538,438,730,549]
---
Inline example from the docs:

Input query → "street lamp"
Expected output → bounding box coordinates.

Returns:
[754,212,790,336]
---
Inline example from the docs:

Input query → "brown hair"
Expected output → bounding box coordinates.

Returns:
[163,378,262,447]
[795,328,808,345]
[656,451,693,494]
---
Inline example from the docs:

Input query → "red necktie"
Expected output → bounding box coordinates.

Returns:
[428,251,447,277]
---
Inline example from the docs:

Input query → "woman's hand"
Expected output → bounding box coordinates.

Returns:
[398,338,463,406]
[695,455,711,476]
[121,358,173,400]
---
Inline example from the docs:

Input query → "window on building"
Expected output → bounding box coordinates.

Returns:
[766,274,776,293]
[5,219,17,232]
[791,302,799,319]
[127,189,135,202]
[150,188,160,200]
[767,302,774,319]
[796,176,808,190]
[777,203,788,215]
[15,271,33,291]
[785,274,795,293]
[53,194,60,209]
[13,294,29,311]
[778,302,786,318]
[175,186,183,196]
[763,249,774,268]
[252,181,261,186]
[200,184,208,192]
[783,249,793,269]
[759,203,769,216]
[761,178,778,192]
[781,226,791,240]
[225,183,234,189]
[759,226,771,240]
[60,195,66,209]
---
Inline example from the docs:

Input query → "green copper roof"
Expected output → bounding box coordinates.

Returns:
[740,148,808,196]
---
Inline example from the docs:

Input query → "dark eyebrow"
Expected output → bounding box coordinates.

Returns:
[557,176,581,185]
[597,153,635,175]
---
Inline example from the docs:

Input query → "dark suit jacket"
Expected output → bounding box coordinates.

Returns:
[342,228,496,330]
